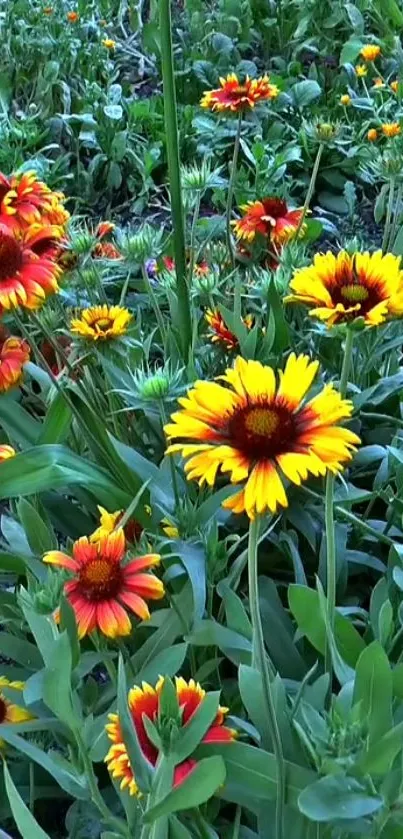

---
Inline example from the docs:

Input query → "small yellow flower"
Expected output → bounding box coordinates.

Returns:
[355,64,368,77]
[372,77,384,88]
[0,445,16,462]
[70,304,132,341]
[0,677,34,747]
[161,518,179,539]
[102,38,116,49]
[391,80,399,93]
[382,122,401,137]
[340,94,351,106]
[367,128,378,142]
[360,44,381,62]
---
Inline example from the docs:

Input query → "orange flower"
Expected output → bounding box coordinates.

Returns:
[232,197,304,244]
[0,172,53,227]
[92,241,121,260]
[205,309,253,350]
[372,77,384,88]
[43,530,164,639]
[382,122,401,137]
[96,221,115,239]
[105,677,236,796]
[201,73,279,113]
[367,128,378,142]
[391,80,399,93]
[67,10,79,22]
[360,45,381,62]
[0,336,30,392]
[0,223,61,311]
[193,261,210,277]
[0,445,16,462]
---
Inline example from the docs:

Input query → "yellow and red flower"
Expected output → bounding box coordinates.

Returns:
[105,677,235,796]
[391,80,399,93]
[201,73,278,113]
[44,529,164,639]
[70,304,132,341]
[382,122,401,137]
[165,354,359,519]
[205,309,253,350]
[92,241,121,260]
[286,250,403,327]
[96,221,115,239]
[360,44,381,62]
[232,198,304,244]
[372,77,384,88]
[0,677,34,747]
[90,506,144,545]
[0,445,16,462]
[0,171,69,234]
[0,336,30,392]
[0,223,61,311]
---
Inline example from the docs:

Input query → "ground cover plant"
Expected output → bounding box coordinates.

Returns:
[4,1,403,838]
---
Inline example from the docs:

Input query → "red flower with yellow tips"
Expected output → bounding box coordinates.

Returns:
[205,308,253,350]
[90,506,144,544]
[92,241,121,260]
[96,221,115,239]
[201,73,278,113]
[0,171,69,234]
[43,529,164,639]
[165,354,359,519]
[105,677,236,796]
[0,677,34,746]
[0,445,16,462]
[232,198,305,245]
[0,336,30,392]
[0,223,61,311]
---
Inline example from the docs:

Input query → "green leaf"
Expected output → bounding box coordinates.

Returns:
[117,655,153,793]
[340,38,363,65]
[17,498,57,554]
[0,631,43,670]
[238,665,272,749]
[43,631,80,729]
[267,279,289,352]
[0,397,40,447]
[0,732,89,799]
[38,392,72,445]
[217,582,252,640]
[144,757,226,822]
[353,641,393,745]
[171,540,206,624]
[59,595,80,671]
[379,0,403,26]
[173,693,220,763]
[288,585,365,666]
[356,721,403,775]
[19,590,59,667]
[289,80,322,108]
[188,620,251,665]
[298,775,383,822]
[3,762,51,839]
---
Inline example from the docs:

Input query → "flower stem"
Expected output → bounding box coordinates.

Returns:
[75,728,128,836]
[382,178,396,253]
[159,0,192,360]
[387,181,402,252]
[248,517,284,839]
[188,193,201,282]
[295,143,324,237]
[324,328,354,681]
[226,112,243,267]
[141,263,167,349]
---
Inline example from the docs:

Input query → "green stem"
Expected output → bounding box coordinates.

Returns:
[188,193,201,282]
[248,518,284,839]
[159,400,180,508]
[226,112,243,267]
[295,143,324,237]
[388,182,402,252]
[119,270,132,306]
[382,178,396,253]
[141,263,167,348]
[29,761,35,812]
[75,729,127,836]
[160,0,192,360]
[232,805,242,838]
[324,328,354,681]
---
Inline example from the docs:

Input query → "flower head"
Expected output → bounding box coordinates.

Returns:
[340,94,351,106]
[92,241,121,260]
[44,530,164,638]
[96,221,115,239]
[360,44,381,62]
[0,171,68,234]
[43,6,53,13]
[286,250,403,327]
[200,73,278,113]
[0,336,30,392]
[0,677,34,746]
[90,506,144,545]
[205,308,253,350]
[355,64,368,77]
[232,197,304,244]
[382,122,401,137]
[165,354,359,519]
[367,128,378,141]
[105,677,235,796]
[102,38,116,49]
[67,10,79,21]
[372,77,384,88]
[391,80,399,93]
[0,445,16,462]
[0,223,61,311]
[70,305,132,341]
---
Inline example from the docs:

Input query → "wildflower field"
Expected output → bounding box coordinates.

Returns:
[4,1,403,837]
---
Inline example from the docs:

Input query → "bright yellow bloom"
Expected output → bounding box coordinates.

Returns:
[161,518,179,539]
[0,677,34,747]
[102,38,116,49]
[286,250,403,327]
[367,128,378,141]
[382,122,401,137]
[0,445,15,462]
[391,80,399,93]
[360,45,381,62]
[340,94,351,106]
[164,355,359,520]
[70,305,132,341]
[355,64,368,77]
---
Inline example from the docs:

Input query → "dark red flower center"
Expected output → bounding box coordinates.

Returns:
[330,262,384,317]
[0,696,7,724]
[262,198,288,219]
[0,228,22,281]
[228,402,296,459]
[79,558,122,601]
[94,317,114,331]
